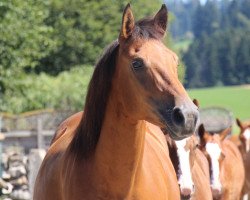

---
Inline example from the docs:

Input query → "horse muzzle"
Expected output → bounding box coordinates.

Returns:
[162,105,199,140]
[179,185,194,200]
[171,106,199,135]
[211,188,222,199]
[211,184,222,199]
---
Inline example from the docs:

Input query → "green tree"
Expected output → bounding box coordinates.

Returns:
[202,36,220,86]
[236,32,250,83]
[0,0,57,94]
[193,1,219,38]
[183,40,202,88]
[183,0,250,88]
[218,30,237,85]
[1,0,169,113]
[35,0,162,75]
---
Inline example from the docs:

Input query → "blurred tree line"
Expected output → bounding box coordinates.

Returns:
[1,0,178,113]
[0,0,160,77]
[168,0,250,88]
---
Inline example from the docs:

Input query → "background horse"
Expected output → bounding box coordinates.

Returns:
[166,134,212,200]
[230,118,250,155]
[230,118,250,199]
[34,4,198,200]
[198,124,245,200]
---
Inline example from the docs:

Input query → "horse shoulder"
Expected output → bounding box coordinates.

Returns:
[51,111,83,144]
[141,122,180,200]
[34,112,83,200]
[190,148,212,200]
[222,139,243,161]
[192,148,210,180]
[34,146,65,200]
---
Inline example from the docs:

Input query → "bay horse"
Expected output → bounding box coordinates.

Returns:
[198,124,245,200]
[166,134,212,200]
[230,118,250,199]
[34,4,199,200]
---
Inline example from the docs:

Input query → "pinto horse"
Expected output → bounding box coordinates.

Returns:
[166,134,212,200]
[34,4,198,200]
[198,124,245,200]
[230,118,250,199]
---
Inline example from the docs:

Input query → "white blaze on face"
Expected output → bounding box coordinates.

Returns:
[243,128,250,152]
[206,142,222,192]
[176,138,193,194]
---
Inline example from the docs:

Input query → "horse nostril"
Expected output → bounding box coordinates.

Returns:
[172,107,185,126]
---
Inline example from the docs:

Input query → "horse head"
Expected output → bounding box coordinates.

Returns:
[114,4,199,140]
[175,136,198,198]
[198,124,231,199]
[236,118,250,154]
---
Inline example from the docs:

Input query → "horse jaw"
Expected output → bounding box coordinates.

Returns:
[205,143,222,197]
[243,128,250,152]
[175,138,194,197]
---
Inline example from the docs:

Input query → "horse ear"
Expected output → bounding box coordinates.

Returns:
[198,124,209,148]
[193,99,199,108]
[119,3,135,41]
[220,126,231,141]
[198,124,207,147]
[198,124,205,139]
[236,118,243,131]
[154,4,168,37]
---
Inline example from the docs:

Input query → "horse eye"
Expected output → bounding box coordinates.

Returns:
[132,59,144,70]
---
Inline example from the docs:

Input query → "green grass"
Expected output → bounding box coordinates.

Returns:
[188,85,250,134]
[188,85,250,120]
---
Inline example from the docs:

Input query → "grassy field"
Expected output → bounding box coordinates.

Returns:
[188,85,250,133]
[188,85,250,120]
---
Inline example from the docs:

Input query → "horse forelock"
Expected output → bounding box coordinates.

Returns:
[133,17,166,40]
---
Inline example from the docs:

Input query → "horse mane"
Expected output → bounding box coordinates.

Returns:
[69,40,119,159]
[166,138,180,179]
[69,17,165,159]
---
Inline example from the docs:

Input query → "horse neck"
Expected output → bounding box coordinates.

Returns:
[92,90,146,195]
[230,135,247,156]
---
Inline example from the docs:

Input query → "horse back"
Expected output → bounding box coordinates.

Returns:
[229,134,241,149]
[220,139,245,199]
[223,139,243,161]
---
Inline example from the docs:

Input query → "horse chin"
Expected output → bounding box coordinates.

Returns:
[161,126,190,141]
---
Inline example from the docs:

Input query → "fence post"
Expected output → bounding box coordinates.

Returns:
[37,118,44,149]
[29,149,46,199]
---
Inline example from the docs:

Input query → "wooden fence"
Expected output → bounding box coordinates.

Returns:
[0,110,74,199]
